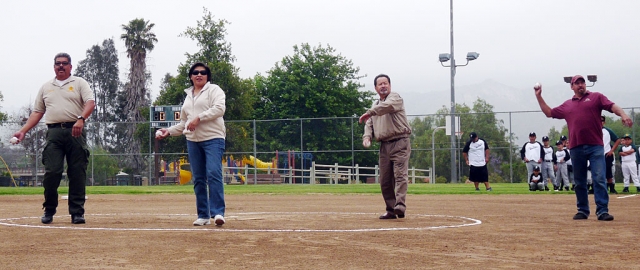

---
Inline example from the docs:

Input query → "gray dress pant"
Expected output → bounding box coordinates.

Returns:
[379,137,410,214]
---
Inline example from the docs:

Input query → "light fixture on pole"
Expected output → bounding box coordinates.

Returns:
[563,75,597,87]
[438,0,479,183]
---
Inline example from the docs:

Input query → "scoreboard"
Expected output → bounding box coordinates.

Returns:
[150,106,182,128]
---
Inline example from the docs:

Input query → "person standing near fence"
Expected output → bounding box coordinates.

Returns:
[359,74,412,220]
[553,140,571,191]
[618,134,640,193]
[156,62,227,226]
[521,132,545,190]
[563,136,576,190]
[535,75,633,221]
[462,132,492,191]
[541,136,556,191]
[601,116,621,194]
[12,53,95,224]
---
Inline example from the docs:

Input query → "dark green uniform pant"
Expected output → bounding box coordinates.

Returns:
[42,127,89,216]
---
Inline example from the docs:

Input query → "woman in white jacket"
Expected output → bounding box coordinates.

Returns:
[156,62,227,226]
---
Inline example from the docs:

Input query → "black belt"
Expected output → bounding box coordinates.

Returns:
[545,160,552,162]
[47,122,76,129]
[384,137,406,143]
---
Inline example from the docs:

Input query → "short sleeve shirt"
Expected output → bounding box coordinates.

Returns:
[549,91,614,149]
[462,138,489,166]
[34,76,94,124]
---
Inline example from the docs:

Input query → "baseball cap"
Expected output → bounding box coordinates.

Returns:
[469,132,478,139]
[571,75,585,84]
[533,165,540,171]
[560,135,567,141]
[529,132,536,137]
[555,140,563,145]
[623,134,632,139]
[542,136,549,141]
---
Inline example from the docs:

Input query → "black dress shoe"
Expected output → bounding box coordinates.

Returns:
[394,209,405,218]
[41,215,53,224]
[71,214,86,224]
[597,213,614,221]
[379,213,397,219]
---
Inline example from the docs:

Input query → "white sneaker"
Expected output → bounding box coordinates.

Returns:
[214,215,225,226]
[193,218,211,226]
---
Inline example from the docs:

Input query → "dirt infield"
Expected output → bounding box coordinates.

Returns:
[1,193,639,269]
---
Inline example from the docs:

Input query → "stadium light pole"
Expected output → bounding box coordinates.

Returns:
[438,0,479,183]
[432,126,446,184]
[563,75,597,87]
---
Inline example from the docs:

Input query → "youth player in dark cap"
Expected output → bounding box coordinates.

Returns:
[541,136,556,190]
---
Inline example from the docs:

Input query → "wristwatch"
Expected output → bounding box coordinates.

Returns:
[77,115,85,121]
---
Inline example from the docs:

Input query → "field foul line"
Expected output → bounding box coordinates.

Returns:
[0,212,482,233]
[617,194,638,199]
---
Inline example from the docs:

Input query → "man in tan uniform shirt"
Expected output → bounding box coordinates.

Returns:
[13,52,95,224]
[359,74,412,219]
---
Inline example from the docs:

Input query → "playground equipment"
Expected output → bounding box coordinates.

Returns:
[224,157,246,184]
[160,157,192,185]
[242,155,276,171]
[178,162,192,185]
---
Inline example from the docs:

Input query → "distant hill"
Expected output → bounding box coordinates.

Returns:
[400,79,632,143]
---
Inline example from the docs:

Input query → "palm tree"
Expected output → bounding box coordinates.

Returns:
[121,18,157,173]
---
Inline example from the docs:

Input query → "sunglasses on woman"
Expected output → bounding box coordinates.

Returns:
[191,70,207,76]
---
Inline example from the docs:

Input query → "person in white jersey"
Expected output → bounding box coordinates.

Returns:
[462,132,492,191]
[541,136,556,190]
[618,134,640,193]
[601,116,621,194]
[520,132,545,190]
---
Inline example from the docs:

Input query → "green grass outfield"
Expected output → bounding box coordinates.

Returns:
[0,183,574,196]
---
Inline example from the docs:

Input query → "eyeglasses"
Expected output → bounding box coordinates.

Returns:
[54,62,70,66]
[191,70,207,76]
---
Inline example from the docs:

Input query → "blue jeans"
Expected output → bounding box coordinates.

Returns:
[570,145,608,217]
[187,138,225,219]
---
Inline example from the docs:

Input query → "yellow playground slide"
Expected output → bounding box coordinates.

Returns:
[242,155,274,169]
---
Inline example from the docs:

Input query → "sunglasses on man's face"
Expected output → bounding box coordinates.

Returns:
[54,62,70,66]
[191,70,207,76]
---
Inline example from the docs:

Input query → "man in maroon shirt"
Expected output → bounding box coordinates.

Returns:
[534,75,632,221]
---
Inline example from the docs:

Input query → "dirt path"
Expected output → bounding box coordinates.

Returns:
[1,193,638,269]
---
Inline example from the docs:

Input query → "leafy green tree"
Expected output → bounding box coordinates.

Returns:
[154,8,256,156]
[74,38,121,149]
[121,18,158,173]
[415,98,515,183]
[408,115,440,181]
[253,43,375,165]
[87,147,120,185]
[545,126,562,143]
[0,90,7,122]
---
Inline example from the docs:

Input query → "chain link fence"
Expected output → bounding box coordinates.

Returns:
[1,108,638,186]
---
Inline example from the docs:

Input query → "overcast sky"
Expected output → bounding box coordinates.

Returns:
[1,0,639,118]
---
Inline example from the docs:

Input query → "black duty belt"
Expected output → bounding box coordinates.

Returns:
[47,122,76,129]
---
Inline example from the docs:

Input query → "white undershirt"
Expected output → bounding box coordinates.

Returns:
[55,77,71,86]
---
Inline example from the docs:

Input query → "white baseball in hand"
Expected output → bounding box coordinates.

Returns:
[534,82,541,90]
[155,130,163,138]
[9,137,19,144]
[363,139,371,148]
